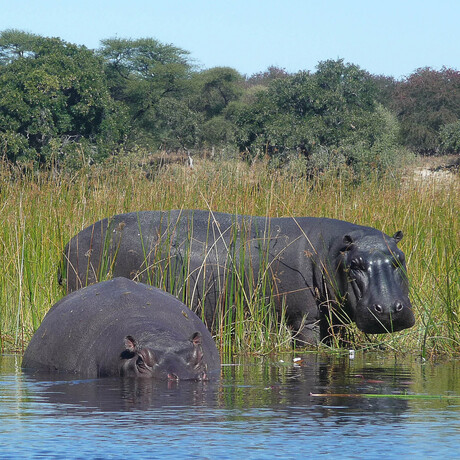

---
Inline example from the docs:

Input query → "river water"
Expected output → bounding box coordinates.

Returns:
[1,353,459,459]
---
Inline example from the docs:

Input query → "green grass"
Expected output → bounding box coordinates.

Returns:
[0,156,458,356]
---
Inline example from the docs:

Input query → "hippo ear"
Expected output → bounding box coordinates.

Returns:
[393,231,404,244]
[343,234,354,248]
[124,335,138,353]
[191,331,202,346]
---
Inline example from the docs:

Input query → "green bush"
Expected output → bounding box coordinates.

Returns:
[439,121,460,154]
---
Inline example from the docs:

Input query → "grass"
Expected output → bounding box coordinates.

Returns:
[308,393,460,400]
[0,155,458,356]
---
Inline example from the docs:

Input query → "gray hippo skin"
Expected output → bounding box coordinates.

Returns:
[61,210,415,344]
[23,277,221,380]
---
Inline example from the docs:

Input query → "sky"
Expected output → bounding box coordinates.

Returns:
[1,0,459,79]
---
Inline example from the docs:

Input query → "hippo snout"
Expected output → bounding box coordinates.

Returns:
[372,300,405,315]
[356,300,415,334]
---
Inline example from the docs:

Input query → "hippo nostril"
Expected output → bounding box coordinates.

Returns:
[395,302,404,313]
[168,373,179,381]
[373,304,384,314]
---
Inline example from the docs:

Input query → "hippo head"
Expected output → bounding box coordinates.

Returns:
[340,230,415,334]
[119,332,208,381]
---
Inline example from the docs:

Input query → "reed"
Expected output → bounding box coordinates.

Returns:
[0,157,458,355]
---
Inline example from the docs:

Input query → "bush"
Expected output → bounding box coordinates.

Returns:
[439,121,460,154]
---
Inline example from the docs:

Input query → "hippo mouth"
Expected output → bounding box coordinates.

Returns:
[355,303,415,334]
[358,319,412,334]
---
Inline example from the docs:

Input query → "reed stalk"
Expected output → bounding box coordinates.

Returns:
[0,157,458,355]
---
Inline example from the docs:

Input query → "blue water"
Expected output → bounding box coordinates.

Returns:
[1,353,459,459]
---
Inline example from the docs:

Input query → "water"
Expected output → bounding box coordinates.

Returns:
[1,353,459,459]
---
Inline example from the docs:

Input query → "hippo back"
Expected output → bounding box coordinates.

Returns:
[22,278,221,378]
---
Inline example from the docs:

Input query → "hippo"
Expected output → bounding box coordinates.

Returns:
[60,210,415,345]
[22,277,221,380]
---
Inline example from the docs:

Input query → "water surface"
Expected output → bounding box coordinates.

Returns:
[1,353,459,459]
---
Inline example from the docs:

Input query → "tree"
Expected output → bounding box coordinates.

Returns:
[392,67,460,154]
[224,59,407,175]
[187,67,244,149]
[154,98,203,150]
[224,93,272,155]
[0,30,126,166]
[0,29,43,63]
[370,74,398,107]
[190,67,243,119]
[236,59,379,155]
[246,66,290,87]
[310,59,376,145]
[98,37,192,148]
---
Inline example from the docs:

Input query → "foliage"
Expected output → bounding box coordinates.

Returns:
[187,67,244,150]
[392,67,460,155]
[0,29,44,63]
[246,65,290,87]
[439,120,460,154]
[1,29,460,170]
[98,37,192,149]
[240,59,379,155]
[154,98,203,150]
[226,59,407,177]
[190,67,244,119]
[0,30,127,166]
[370,74,398,107]
[201,116,237,150]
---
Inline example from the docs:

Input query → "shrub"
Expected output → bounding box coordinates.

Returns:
[439,121,460,154]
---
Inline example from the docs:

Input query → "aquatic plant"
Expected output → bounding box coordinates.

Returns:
[0,156,458,356]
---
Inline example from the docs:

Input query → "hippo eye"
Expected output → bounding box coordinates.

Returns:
[136,356,147,369]
[391,252,405,269]
[392,258,402,269]
[136,349,156,370]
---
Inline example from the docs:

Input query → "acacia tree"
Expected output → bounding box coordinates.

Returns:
[0,30,126,166]
[0,29,44,63]
[190,67,243,119]
[98,37,193,148]
[392,67,460,154]
[187,67,244,149]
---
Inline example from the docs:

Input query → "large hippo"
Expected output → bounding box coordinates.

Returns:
[61,210,415,344]
[23,277,221,380]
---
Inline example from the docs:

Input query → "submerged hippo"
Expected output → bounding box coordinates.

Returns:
[23,277,221,380]
[61,210,415,344]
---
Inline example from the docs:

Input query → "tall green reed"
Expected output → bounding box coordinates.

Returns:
[0,157,458,355]
[83,210,293,356]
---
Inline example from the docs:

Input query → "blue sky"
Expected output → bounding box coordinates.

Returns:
[1,0,458,79]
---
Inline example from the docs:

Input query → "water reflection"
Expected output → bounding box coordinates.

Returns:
[21,376,221,414]
[1,353,459,459]
[9,353,460,412]
[16,353,420,415]
[220,353,416,422]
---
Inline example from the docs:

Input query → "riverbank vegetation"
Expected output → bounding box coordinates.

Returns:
[2,30,460,172]
[0,29,459,357]
[0,156,458,356]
